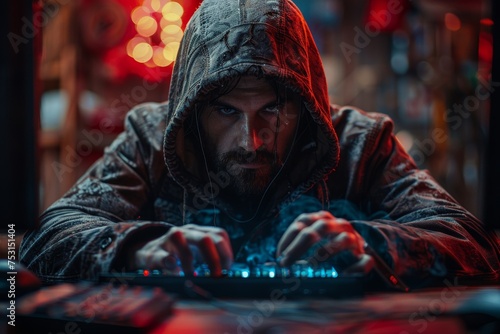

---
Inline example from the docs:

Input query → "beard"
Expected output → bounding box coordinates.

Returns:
[212,149,282,198]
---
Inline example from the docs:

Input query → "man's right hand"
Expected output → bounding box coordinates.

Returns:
[131,224,233,276]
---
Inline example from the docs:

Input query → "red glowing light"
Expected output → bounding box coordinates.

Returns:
[81,0,201,83]
[480,18,494,27]
[143,269,150,277]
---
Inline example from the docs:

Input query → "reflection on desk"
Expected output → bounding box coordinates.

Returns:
[10,282,500,334]
[154,285,499,334]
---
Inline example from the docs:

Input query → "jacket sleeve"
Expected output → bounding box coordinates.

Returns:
[331,107,500,287]
[20,104,173,282]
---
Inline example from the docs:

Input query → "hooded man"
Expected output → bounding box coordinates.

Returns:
[21,0,499,288]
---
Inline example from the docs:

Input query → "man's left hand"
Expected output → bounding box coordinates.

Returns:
[276,210,374,273]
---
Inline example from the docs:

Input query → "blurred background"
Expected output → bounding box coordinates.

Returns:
[28,0,494,219]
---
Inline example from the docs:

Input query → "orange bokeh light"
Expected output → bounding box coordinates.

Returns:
[444,13,461,31]
[137,16,158,37]
[163,42,181,61]
[128,0,189,69]
[132,42,154,63]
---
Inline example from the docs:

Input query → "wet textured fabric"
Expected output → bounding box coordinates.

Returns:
[21,0,500,287]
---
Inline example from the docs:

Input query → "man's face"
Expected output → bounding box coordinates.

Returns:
[199,76,301,198]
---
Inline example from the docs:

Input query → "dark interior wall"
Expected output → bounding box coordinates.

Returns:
[484,0,500,231]
[1,1,37,230]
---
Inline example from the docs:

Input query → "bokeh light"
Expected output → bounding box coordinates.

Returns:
[150,0,162,12]
[128,1,185,67]
[126,36,147,57]
[444,13,461,31]
[132,42,153,63]
[136,16,158,37]
[162,2,184,21]
[131,6,150,24]
[153,46,173,67]
[395,130,414,152]
[480,18,494,26]
[163,42,181,61]
[161,25,183,44]
[161,16,182,28]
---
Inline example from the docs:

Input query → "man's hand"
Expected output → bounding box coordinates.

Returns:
[132,224,233,276]
[276,211,374,273]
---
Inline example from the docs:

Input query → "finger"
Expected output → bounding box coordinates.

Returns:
[276,221,306,256]
[184,226,232,273]
[215,242,234,269]
[280,218,365,266]
[277,211,334,256]
[195,235,222,276]
[164,228,194,275]
[279,226,322,267]
[182,225,233,269]
[213,235,234,270]
[136,248,171,269]
[343,254,375,274]
[279,216,341,264]
[179,229,221,275]
[325,231,364,257]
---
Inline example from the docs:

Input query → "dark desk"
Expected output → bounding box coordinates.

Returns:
[154,287,497,334]
[7,283,500,334]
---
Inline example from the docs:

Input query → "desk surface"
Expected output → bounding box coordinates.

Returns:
[8,283,500,334]
[153,287,495,334]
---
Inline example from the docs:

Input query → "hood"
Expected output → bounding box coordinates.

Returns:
[163,0,340,211]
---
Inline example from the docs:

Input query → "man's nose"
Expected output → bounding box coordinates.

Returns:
[239,117,264,151]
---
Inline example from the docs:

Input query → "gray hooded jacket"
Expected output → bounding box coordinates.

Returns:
[21,0,499,286]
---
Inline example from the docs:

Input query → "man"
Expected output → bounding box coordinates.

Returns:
[21,0,499,287]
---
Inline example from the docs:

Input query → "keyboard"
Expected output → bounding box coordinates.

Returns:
[99,263,366,299]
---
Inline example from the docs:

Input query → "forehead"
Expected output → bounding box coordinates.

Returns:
[220,76,276,100]
[232,76,273,90]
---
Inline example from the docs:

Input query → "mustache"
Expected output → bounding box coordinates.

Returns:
[219,149,276,165]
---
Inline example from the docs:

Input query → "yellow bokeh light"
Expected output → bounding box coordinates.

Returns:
[127,36,147,57]
[163,13,182,21]
[153,47,173,67]
[161,25,183,44]
[133,42,154,63]
[150,0,161,12]
[160,16,182,29]
[130,1,185,67]
[163,24,182,35]
[160,35,180,45]
[137,16,158,37]
[163,42,181,61]
[162,2,184,18]
[131,6,150,24]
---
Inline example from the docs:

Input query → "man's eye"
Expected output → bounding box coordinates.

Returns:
[216,107,238,116]
[263,104,283,115]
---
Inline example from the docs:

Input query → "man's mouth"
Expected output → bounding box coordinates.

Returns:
[220,150,275,171]
[234,162,268,169]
